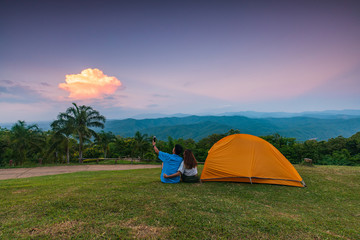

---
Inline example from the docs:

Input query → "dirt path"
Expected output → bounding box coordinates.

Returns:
[0,164,161,180]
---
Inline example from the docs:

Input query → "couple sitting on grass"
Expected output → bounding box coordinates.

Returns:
[153,140,199,183]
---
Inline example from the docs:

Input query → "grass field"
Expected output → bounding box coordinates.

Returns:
[0,165,359,239]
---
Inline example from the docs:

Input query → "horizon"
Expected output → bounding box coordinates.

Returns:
[1,108,360,126]
[1,0,360,122]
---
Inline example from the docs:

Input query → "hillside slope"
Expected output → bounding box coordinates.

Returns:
[104,116,360,141]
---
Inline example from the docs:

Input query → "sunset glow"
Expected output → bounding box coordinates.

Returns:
[1,1,359,122]
[59,68,121,99]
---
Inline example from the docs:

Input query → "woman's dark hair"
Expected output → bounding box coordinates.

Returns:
[174,144,183,155]
[183,149,197,169]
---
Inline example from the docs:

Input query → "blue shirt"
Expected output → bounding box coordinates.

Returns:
[158,151,183,183]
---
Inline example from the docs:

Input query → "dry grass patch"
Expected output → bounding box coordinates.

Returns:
[275,211,301,220]
[319,229,351,240]
[313,165,359,176]
[12,189,29,194]
[21,220,85,238]
[122,218,173,239]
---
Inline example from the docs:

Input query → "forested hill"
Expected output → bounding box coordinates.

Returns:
[104,115,360,141]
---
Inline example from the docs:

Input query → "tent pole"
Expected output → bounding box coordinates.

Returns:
[249,177,253,184]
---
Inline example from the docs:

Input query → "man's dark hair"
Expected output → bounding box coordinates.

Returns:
[174,144,183,155]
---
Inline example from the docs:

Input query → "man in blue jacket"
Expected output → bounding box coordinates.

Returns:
[153,139,183,183]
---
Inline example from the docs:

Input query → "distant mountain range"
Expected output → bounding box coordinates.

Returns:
[214,109,360,119]
[103,115,360,141]
[1,110,360,142]
[130,109,360,120]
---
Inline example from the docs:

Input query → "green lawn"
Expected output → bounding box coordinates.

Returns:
[0,165,359,239]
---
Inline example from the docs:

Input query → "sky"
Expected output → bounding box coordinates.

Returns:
[1,0,360,123]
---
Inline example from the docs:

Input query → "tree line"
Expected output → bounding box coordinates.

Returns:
[0,103,359,167]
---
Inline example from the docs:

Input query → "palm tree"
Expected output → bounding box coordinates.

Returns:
[0,128,11,166]
[95,131,116,158]
[132,131,150,159]
[10,121,44,165]
[50,115,77,164]
[56,103,106,163]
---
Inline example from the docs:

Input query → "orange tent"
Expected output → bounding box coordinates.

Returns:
[200,134,306,187]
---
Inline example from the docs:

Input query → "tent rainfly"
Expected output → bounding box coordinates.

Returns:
[200,134,306,187]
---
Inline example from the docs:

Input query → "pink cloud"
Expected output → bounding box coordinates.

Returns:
[59,68,122,99]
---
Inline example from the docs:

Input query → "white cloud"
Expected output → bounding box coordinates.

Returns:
[59,68,122,99]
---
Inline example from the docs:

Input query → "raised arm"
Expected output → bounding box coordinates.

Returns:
[153,140,159,155]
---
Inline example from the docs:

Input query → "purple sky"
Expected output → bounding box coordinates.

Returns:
[1,0,360,123]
